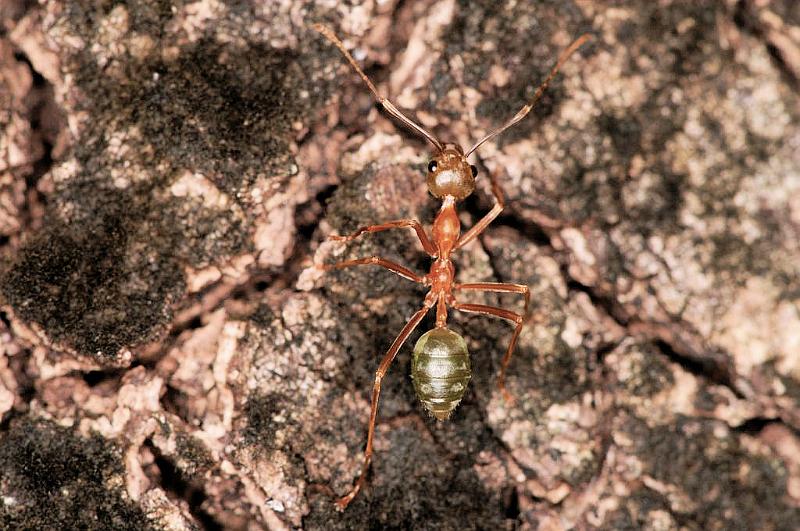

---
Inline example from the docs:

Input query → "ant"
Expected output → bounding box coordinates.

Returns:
[312,23,590,510]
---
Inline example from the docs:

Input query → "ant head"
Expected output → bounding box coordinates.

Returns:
[426,143,477,201]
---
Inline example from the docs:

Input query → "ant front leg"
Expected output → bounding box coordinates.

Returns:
[451,300,525,404]
[319,256,425,284]
[329,219,438,257]
[455,169,505,250]
[336,298,434,510]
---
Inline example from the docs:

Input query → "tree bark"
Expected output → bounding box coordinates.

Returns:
[1,1,799,529]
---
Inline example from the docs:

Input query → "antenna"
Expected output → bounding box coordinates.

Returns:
[312,23,445,152]
[465,34,592,157]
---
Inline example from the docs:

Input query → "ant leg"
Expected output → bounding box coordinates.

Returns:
[319,256,425,284]
[454,282,530,315]
[456,32,592,249]
[451,301,524,404]
[330,220,437,257]
[454,171,504,250]
[336,299,434,510]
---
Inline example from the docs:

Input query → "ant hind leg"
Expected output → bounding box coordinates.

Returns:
[451,301,525,404]
[335,300,433,510]
[454,282,529,314]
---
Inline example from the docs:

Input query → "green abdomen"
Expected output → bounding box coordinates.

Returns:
[411,328,471,420]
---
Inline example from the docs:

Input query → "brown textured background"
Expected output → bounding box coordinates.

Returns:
[1,1,799,529]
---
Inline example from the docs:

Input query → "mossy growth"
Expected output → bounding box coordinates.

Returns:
[244,392,290,452]
[305,425,511,529]
[1,6,334,361]
[1,171,254,361]
[617,342,675,398]
[0,417,155,530]
[173,431,214,479]
[602,488,674,529]
[324,165,385,237]
[1,183,188,360]
[66,13,330,195]
[628,415,800,528]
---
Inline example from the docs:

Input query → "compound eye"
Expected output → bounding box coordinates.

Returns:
[470,164,478,177]
[428,160,438,173]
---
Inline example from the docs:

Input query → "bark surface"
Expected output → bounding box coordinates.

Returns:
[1,1,799,529]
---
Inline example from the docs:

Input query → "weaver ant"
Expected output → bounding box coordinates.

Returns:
[312,23,590,510]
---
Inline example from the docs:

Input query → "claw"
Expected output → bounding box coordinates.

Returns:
[335,490,358,511]
[499,380,516,406]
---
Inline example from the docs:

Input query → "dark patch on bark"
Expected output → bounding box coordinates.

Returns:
[441,0,589,146]
[305,425,512,530]
[0,417,155,531]
[1,2,335,361]
[628,415,800,529]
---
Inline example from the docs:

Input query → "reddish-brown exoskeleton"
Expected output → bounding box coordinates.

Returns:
[313,23,590,510]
